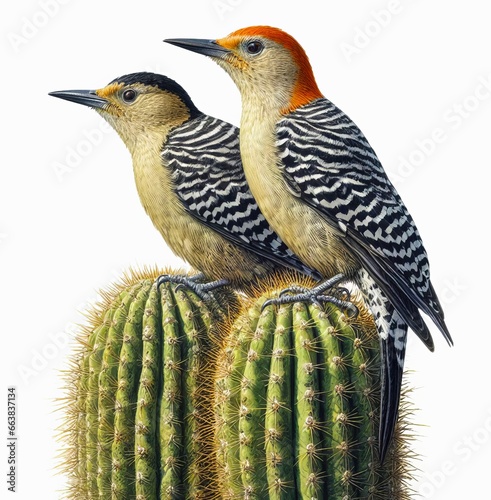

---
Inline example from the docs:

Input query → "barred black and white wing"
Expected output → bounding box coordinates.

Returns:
[276,98,453,459]
[163,113,320,280]
[276,98,452,346]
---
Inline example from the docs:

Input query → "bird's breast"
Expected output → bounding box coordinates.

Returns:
[240,108,358,277]
[132,147,190,252]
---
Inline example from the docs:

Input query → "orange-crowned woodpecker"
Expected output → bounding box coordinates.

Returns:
[165,28,453,460]
[49,72,327,300]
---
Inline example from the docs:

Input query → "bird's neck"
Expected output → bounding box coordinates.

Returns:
[239,96,285,219]
[123,123,172,158]
[240,91,283,129]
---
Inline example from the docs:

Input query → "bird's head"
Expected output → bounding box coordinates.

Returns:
[49,72,200,152]
[165,26,323,113]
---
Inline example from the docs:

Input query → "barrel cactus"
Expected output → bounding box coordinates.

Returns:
[59,267,238,499]
[213,275,415,499]
[59,269,415,499]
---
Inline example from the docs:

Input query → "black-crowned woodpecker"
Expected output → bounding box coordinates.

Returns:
[49,72,341,302]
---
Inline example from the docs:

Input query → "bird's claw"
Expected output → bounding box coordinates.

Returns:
[173,282,214,303]
[261,274,358,318]
[279,284,351,302]
[157,274,229,305]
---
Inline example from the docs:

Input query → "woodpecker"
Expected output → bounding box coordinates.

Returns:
[49,72,326,298]
[165,28,453,460]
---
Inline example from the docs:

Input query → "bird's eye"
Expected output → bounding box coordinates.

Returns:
[122,89,137,103]
[245,40,263,55]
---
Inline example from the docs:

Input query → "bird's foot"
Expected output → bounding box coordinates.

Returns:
[184,272,206,283]
[156,273,230,304]
[262,273,358,318]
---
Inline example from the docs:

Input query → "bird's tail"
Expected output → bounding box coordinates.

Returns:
[378,307,407,462]
[355,270,408,462]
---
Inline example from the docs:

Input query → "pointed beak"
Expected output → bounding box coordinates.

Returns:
[164,38,231,59]
[48,89,108,110]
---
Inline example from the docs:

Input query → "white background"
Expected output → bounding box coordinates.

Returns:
[2,0,490,498]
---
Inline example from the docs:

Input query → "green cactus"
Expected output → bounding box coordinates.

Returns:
[59,270,415,499]
[59,268,238,499]
[214,277,415,499]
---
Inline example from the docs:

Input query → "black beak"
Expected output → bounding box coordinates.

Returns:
[164,38,231,58]
[48,89,108,110]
